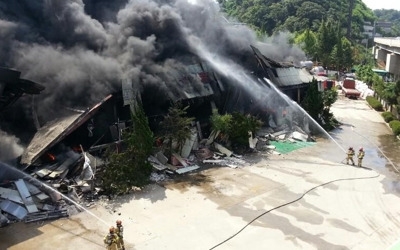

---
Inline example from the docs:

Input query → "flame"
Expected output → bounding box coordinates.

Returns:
[72,146,82,153]
[47,153,56,161]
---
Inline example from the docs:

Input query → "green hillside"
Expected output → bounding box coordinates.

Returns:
[217,0,375,40]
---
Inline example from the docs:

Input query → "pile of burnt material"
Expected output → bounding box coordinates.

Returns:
[0,174,69,227]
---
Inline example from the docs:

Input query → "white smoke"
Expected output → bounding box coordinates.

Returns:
[0,130,24,161]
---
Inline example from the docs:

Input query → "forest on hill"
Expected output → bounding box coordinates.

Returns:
[374,9,400,37]
[217,0,375,40]
[216,0,400,71]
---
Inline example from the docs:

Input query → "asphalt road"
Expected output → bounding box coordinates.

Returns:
[1,95,400,250]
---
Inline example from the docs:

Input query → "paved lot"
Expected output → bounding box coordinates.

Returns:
[1,96,400,250]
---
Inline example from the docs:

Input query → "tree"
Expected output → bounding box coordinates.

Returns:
[301,79,324,124]
[330,24,344,72]
[316,20,337,70]
[382,83,397,106]
[347,0,355,39]
[294,29,317,59]
[356,64,375,86]
[341,37,354,70]
[331,35,354,73]
[102,103,154,195]
[160,102,195,159]
[301,78,338,130]
[218,0,374,40]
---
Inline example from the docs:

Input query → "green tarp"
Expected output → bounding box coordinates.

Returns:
[269,141,316,154]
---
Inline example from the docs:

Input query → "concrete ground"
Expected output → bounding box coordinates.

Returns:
[1,95,400,250]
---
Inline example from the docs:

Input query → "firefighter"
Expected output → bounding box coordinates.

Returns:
[346,147,355,165]
[115,220,125,250]
[357,147,365,167]
[103,226,119,250]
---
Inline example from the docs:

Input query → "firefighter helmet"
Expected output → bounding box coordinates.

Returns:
[359,147,363,151]
[349,147,353,150]
[116,220,122,225]
[109,226,115,233]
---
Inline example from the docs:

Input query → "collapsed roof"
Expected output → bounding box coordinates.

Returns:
[0,67,45,111]
[20,95,112,167]
[251,45,314,88]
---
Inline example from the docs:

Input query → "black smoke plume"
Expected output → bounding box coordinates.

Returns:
[0,0,305,158]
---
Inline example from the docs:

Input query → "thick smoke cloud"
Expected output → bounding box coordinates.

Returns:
[0,0,304,116]
[0,0,306,159]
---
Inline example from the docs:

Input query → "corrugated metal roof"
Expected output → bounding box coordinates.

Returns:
[166,62,214,101]
[0,200,28,220]
[267,67,314,87]
[250,45,314,87]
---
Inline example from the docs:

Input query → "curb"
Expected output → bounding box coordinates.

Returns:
[364,98,400,141]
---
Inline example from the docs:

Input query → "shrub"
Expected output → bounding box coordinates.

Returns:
[382,111,394,123]
[210,111,263,148]
[366,96,383,111]
[102,104,154,195]
[389,120,400,136]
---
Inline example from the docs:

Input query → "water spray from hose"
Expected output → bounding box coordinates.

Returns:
[263,78,347,153]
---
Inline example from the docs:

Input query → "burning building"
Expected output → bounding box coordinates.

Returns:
[0,0,315,166]
[0,0,319,227]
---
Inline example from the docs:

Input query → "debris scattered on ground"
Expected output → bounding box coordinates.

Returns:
[0,114,316,228]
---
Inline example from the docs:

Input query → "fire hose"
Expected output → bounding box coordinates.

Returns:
[209,167,380,249]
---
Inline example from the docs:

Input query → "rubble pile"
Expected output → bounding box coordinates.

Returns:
[0,177,69,227]
[0,99,315,228]
[0,151,103,228]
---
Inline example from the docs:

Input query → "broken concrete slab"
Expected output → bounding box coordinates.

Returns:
[150,163,168,172]
[277,134,286,140]
[175,165,200,174]
[271,129,290,138]
[214,142,232,157]
[171,153,188,168]
[181,128,198,158]
[155,151,168,165]
[148,155,168,171]
[292,131,308,142]
[206,130,220,146]
[203,159,224,164]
